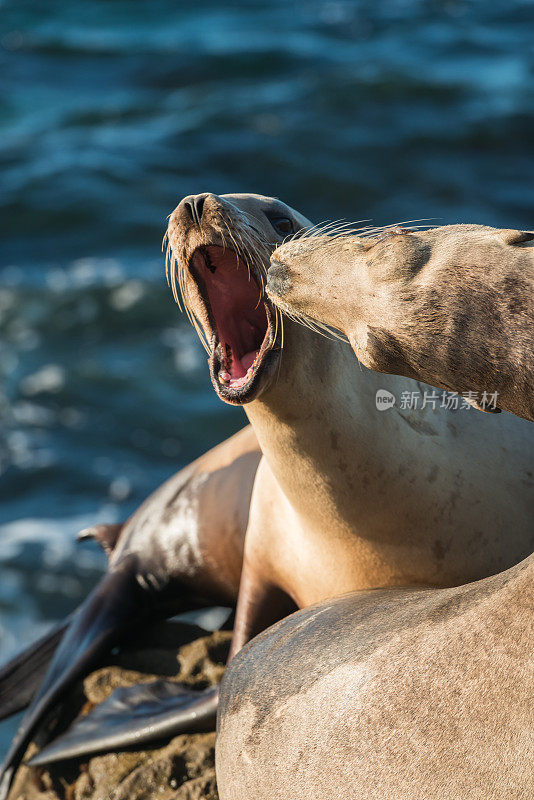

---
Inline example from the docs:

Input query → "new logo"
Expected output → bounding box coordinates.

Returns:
[375,389,395,410]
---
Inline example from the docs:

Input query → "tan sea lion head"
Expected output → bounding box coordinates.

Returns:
[165,193,310,405]
[268,223,533,335]
[267,223,534,420]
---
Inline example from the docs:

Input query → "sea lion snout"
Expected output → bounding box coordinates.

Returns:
[182,193,209,225]
[267,240,312,302]
[267,239,357,332]
[266,257,293,298]
[166,193,314,407]
[172,192,233,230]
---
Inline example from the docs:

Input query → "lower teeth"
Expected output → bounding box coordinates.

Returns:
[218,365,255,387]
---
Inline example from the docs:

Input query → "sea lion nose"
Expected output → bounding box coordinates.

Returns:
[183,193,209,225]
[266,259,292,298]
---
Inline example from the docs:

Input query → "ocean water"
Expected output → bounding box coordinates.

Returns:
[1,0,533,755]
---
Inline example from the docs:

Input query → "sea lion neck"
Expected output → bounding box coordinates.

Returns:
[242,313,533,594]
[243,319,400,537]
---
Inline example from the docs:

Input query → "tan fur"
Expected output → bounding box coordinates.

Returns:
[217,552,534,800]
[268,224,534,421]
[168,197,533,611]
[167,198,534,798]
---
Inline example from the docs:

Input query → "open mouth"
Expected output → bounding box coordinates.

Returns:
[188,245,278,404]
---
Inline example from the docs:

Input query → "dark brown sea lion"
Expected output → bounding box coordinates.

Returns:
[12,197,533,777]
[267,224,534,421]
[217,551,534,800]
[0,426,260,797]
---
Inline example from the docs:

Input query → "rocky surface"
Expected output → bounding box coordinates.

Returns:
[8,621,232,800]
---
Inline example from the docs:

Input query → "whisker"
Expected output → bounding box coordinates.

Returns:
[164,206,305,378]
[300,219,347,238]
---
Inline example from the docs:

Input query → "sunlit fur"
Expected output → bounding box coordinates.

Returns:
[268,221,534,421]
[164,206,285,356]
[163,213,436,358]
[268,220,437,351]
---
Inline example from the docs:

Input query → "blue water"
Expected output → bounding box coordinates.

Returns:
[1,0,533,755]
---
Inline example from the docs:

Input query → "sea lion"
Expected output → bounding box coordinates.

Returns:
[0,425,260,797]
[14,196,534,769]
[267,223,534,421]
[214,222,534,799]
[0,194,315,786]
[217,551,534,800]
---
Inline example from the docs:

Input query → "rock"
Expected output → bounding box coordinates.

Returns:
[8,622,231,800]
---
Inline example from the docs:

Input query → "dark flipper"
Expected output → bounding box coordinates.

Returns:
[22,579,285,768]
[0,523,123,724]
[0,619,71,721]
[28,683,218,766]
[0,559,153,800]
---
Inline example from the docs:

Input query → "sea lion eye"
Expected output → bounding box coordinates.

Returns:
[270,217,293,236]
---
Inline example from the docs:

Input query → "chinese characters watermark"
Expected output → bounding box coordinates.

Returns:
[375,389,499,412]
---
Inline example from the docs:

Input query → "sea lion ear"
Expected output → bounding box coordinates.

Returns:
[77,523,122,557]
[497,229,534,246]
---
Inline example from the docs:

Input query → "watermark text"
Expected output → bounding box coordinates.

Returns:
[375,389,499,412]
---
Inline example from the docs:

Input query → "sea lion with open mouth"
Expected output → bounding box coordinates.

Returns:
[164,192,305,405]
[0,194,311,790]
[12,196,533,779]
[267,223,534,421]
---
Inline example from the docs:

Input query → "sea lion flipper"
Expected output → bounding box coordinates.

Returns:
[0,618,71,721]
[0,560,148,798]
[27,682,219,766]
[0,527,123,721]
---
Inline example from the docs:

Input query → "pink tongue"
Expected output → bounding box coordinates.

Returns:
[224,350,259,389]
[241,351,257,372]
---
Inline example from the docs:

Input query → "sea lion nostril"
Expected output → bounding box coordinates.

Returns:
[193,195,206,223]
[184,201,194,222]
[185,195,207,226]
